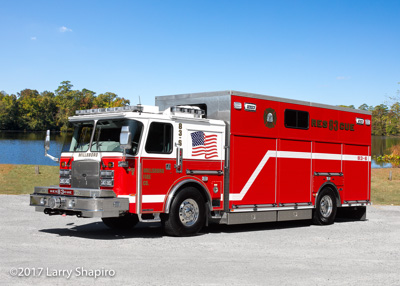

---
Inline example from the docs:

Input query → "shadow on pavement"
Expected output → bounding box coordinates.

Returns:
[39,221,164,240]
[205,219,312,235]
[39,219,314,240]
[39,212,367,239]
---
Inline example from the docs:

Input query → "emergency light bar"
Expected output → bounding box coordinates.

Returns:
[74,104,205,118]
[169,106,205,118]
[75,105,157,115]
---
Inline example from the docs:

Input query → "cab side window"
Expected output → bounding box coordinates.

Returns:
[145,122,173,154]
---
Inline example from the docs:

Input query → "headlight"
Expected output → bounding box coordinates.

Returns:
[68,200,75,208]
[100,179,114,187]
[100,170,114,178]
[59,169,71,176]
[40,197,47,205]
[60,178,71,185]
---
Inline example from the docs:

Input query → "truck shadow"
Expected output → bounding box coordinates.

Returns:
[39,219,317,239]
[205,220,312,234]
[39,216,366,239]
[39,222,164,239]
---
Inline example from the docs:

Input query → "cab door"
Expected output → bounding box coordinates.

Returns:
[140,121,177,213]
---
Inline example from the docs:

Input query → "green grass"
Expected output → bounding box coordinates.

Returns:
[0,164,399,205]
[371,168,400,205]
[0,164,59,195]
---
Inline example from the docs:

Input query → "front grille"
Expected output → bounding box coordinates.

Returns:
[71,161,100,189]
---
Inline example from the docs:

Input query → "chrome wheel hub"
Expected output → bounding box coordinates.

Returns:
[179,199,199,226]
[320,195,333,218]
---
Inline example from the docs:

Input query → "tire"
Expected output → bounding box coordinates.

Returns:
[102,214,139,230]
[313,187,337,225]
[162,187,206,236]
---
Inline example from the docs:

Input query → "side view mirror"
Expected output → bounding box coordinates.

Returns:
[44,130,50,151]
[120,126,132,150]
[44,130,59,162]
[119,126,132,167]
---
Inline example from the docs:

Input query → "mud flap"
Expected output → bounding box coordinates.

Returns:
[336,206,367,221]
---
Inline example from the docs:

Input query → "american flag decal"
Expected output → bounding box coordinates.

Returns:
[191,131,218,159]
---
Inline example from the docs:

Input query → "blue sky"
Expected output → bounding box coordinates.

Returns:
[1,0,399,108]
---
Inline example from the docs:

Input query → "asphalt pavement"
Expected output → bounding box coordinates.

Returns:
[1,195,399,285]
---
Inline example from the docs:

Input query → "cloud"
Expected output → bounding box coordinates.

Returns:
[336,76,351,80]
[31,36,37,40]
[59,26,72,33]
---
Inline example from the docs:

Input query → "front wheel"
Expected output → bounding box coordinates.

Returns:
[162,187,206,236]
[313,188,337,225]
[102,214,139,230]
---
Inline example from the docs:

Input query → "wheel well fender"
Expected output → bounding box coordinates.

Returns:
[316,182,342,207]
[164,179,212,214]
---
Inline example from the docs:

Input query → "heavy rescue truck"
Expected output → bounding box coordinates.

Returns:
[30,91,371,236]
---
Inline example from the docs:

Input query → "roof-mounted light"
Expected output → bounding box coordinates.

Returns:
[74,104,156,115]
[169,105,205,118]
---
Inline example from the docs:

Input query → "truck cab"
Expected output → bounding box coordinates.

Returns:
[30,104,226,236]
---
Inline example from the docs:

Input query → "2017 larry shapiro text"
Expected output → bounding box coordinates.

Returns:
[9,267,116,279]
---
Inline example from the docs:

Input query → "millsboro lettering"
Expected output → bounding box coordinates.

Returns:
[143,168,164,174]
[78,153,98,157]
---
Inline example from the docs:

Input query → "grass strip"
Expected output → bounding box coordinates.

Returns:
[0,164,399,205]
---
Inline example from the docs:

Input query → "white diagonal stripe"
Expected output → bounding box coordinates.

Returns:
[229,150,276,201]
[229,151,370,201]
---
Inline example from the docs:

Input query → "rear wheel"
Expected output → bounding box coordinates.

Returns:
[102,214,139,230]
[162,187,206,236]
[313,187,337,225]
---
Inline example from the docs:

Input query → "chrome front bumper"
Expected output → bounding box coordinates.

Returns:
[30,186,129,218]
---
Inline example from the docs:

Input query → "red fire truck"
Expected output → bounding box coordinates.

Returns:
[30,91,371,236]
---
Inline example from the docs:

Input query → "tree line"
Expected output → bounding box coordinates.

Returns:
[339,101,400,136]
[0,81,129,131]
[1,81,400,135]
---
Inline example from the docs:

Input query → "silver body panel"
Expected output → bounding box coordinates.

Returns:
[277,209,312,221]
[220,209,312,225]
[223,211,277,225]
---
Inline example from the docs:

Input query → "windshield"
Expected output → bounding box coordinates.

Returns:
[68,121,94,152]
[62,119,143,155]
[91,119,143,155]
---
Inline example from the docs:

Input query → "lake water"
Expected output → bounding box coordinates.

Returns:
[0,131,399,168]
[0,132,67,166]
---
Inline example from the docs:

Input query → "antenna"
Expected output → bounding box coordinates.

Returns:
[138,95,142,115]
